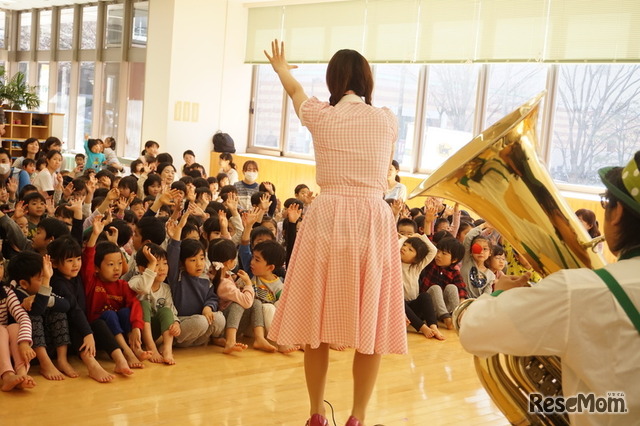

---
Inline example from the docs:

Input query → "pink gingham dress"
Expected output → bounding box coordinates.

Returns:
[268,95,408,355]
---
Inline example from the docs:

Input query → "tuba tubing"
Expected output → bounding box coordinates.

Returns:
[410,92,606,425]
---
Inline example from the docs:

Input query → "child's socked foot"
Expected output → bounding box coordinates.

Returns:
[56,359,79,378]
[222,341,247,354]
[39,359,65,380]
[430,325,446,341]
[253,338,277,353]
[1,372,25,391]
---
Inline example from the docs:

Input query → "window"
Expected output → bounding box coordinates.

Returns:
[56,62,72,144]
[106,4,124,48]
[81,5,98,50]
[132,2,148,48]
[75,62,95,151]
[251,66,283,150]
[37,63,50,112]
[374,64,420,169]
[101,63,120,139]
[17,62,29,82]
[420,64,480,172]
[549,64,640,186]
[0,11,5,49]
[38,10,52,51]
[125,63,145,158]
[58,8,74,50]
[285,65,329,156]
[484,63,548,128]
[18,12,31,51]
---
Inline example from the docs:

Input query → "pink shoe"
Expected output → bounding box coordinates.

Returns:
[345,416,362,426]
[305,413,329,426]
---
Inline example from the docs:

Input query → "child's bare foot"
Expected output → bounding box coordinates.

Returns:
[278,344,300,353]
[222,341,247,354]
[114,357,134,376]
[253,337,277,353]
[87,362,114,383]
[1,373,25,391]
[134,348,153,362]
[162,348,176,365]
[211,337,226,347]
[149,349,164,364]
[39,359,65,380]
[430,325,446,341]
[329,343,348,351]
[16,375,36,389]
[420,324,435,339]
[443,317,454,330]
[56,359,79,378]
[123,351,144,369]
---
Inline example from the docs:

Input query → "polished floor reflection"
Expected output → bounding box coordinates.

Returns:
[1,328,507,425]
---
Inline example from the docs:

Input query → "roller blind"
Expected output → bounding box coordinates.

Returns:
[245,0,640,63]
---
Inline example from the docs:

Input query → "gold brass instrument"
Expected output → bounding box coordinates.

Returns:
[409,92,606,425]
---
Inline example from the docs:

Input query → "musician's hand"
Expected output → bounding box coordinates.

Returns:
[494,273,531,292]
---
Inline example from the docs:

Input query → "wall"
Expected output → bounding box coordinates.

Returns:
[144,0,252,174]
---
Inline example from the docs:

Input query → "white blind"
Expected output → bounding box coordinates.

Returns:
[246,0,640,63]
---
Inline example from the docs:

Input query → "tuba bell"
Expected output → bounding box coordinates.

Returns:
[409,92,607,425]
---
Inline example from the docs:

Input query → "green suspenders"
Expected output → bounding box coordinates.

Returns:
[594,264,640,335]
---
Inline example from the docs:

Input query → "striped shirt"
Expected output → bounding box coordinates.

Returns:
[0,287,33,344]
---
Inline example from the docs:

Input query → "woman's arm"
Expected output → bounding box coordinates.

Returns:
[264,40,308,117]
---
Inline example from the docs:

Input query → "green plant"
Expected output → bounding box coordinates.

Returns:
[0,68,40,111]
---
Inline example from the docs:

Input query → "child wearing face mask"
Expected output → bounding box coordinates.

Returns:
[234,160,260,211]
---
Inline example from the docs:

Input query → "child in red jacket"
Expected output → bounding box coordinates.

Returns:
[81,215,151,369]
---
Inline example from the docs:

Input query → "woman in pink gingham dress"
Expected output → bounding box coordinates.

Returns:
[265,40,407,426]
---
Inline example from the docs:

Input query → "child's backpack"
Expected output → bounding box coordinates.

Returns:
[212,131,236,153]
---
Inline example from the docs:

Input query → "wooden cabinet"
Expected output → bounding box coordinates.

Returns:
[1,110,64,160]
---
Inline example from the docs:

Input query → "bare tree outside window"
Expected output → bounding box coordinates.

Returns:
[550,64,640,186]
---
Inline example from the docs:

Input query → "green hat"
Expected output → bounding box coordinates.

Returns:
[599,151,640,217]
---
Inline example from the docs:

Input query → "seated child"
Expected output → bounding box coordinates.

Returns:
[248,240,298,353]
[9,252,74,381]
[420,237,467,330]
[85,138,106,172]
[0,254,36,391]
[399,234,443,340]
[167,212,225,347]
[460,224,496,299]
[128,243,181,365]
[73,153,85,178]
[486,245,507,282]
[209,238,275,354]
[48,236,120,382]
[21,158,36,178]
[82,215,150,369]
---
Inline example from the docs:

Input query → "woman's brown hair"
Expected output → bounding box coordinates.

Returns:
[326,49,373,106]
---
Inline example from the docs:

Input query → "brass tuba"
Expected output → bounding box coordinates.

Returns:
[408,92,606,425]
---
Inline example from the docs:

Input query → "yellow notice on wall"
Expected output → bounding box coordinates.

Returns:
[191,103,199,122]
[174,102,182,121]
[182,102,191,122]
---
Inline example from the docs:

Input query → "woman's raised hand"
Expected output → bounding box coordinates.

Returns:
[264,39,297,74]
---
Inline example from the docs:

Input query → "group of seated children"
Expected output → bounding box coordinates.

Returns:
[0,144,301,391]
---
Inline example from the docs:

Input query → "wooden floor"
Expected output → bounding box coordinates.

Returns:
[1,328,508,426]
